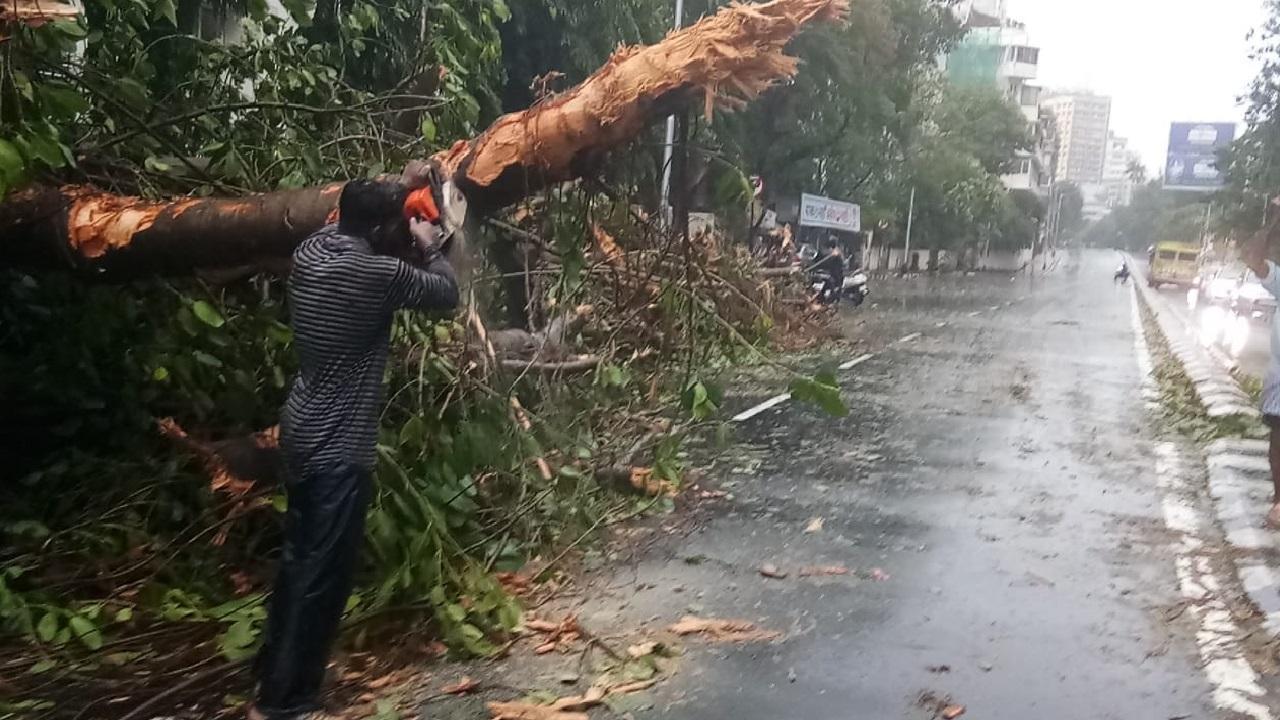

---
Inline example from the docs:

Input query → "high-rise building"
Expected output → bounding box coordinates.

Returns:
[1102,132,1139,209]
[1041,92,1112,184]
[944,3,1054,194]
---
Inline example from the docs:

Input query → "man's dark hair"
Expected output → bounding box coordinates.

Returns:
[338,179,407,238]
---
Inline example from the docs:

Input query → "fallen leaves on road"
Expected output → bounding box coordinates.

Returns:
[627,641,661,658]
[441,676,480,695]
[523,614,582,655]
[918,690,965,719]
[668,616,782,643]
[487,675,661,720]
[608,678,658,694]
[487,701,589,720]
[798,565,849,577]
[803,516,824,533]
[551,685,608,712]
[759,563,788,579]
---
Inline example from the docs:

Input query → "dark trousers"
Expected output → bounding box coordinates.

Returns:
[255,461,372,718]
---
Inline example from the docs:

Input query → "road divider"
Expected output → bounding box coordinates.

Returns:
[1132,263,1258,420]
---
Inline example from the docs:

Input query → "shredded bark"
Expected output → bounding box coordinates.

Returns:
[433,0,849,206]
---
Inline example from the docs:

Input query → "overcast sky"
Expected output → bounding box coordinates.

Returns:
[1005,0,1266,172]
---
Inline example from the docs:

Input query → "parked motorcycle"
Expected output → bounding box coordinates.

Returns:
[810,270,842,306]
[843,269,870,306]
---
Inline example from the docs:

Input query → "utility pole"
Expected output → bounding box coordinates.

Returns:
[659,0,686,223]
[902,186,916,274]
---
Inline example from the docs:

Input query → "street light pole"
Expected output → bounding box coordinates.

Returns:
[902,186,916,273]
[659,0,686,223]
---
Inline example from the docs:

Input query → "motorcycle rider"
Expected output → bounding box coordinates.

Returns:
[1114,260,1130,284]
[813,235,845,300]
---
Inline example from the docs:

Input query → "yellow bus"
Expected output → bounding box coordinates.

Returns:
[1148,241,1201,288]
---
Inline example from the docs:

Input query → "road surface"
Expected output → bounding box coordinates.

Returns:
[428,250,1280,719]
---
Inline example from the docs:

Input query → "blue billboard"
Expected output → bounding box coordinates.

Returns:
[1165,122,1237,191]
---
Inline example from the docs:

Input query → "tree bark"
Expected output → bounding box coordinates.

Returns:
[0,0,847,280]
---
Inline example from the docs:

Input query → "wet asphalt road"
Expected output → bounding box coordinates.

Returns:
[551,250,1267,719]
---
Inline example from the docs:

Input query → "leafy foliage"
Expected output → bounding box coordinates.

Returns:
[1219,0,1280,237]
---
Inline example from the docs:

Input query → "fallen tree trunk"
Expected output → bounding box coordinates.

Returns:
[0,0,846,279]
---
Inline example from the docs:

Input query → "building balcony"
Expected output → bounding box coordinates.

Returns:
[1001,60,1038,80]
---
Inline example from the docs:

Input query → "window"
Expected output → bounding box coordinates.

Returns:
[1178,252,1198,263]
[1007,46,1039,64]
[1158,250,1178,260]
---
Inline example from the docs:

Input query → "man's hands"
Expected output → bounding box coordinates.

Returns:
[409,217,444,257]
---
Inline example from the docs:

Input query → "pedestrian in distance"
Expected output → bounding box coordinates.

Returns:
[1242,227,1280,528]
[248,172,461,720]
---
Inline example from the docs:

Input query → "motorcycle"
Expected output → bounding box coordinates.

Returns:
[1114,263,1130,285]
[843,269,870,306]
[810,269,842,306]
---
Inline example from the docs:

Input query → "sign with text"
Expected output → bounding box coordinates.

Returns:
[799,193,861,233]
[1165,122,1236,191]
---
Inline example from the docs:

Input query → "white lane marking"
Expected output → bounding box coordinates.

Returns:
[967,310,982,317]
[1134,288,1274,720]
[731,392,791,422]
[935,321,949,328]
[897,332,922,344]
[988,304,1000,311]
[1154,443,1274,720]
[839,353,875,371]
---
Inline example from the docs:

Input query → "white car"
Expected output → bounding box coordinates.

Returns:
[1200,264,1245,307]
[1233,278,1278,323]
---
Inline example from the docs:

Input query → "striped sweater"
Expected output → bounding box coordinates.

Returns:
[279,225,458,476]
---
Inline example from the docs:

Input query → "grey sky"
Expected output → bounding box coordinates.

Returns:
[1005,0,1265,172]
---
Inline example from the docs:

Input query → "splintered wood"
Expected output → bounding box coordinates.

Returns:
[433,0,849,203]
[1,0,80,27]
[668,616,782,643]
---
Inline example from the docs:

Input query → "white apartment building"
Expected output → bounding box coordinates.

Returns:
[1042,92,1112,185]
[1101,132,1139,209]
[945,3,1053,194]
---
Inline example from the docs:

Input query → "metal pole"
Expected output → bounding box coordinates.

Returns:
[903,186,916,273]
[659,0,686,222]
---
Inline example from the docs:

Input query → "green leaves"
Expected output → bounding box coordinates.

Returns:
[682,379,723,421]
[36,612,58,643]
[191,300,226,328]
[0,140,25,198]
[788,370,847,417]
[36,83,89,117]
[67,614,102,650]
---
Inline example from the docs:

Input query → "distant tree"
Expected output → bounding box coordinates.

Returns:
[1126,160,1147,185]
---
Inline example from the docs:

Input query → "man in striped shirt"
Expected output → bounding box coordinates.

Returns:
[251,178,459,719]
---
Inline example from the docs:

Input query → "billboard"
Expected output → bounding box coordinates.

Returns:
[799,193,860,233]
[1165,122,1236,191]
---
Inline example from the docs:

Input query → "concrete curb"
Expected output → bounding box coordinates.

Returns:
[1132,272,1280,636]
[1133,275,1260,420]
[1204,438,1280,636]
